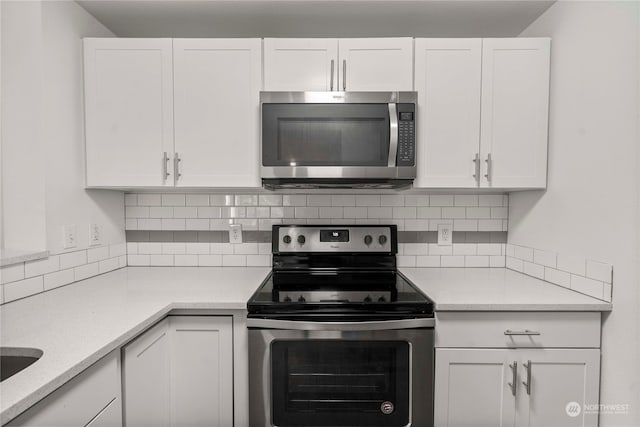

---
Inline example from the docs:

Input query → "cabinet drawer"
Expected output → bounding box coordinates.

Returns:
[435,312,601,348]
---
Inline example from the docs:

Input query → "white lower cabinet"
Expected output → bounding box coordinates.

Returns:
[122,316,233,427]
[7,351,122,427]
[434,312,602,427]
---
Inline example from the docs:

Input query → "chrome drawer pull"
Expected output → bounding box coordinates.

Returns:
[522,360,532,395]
[504,330,541,336]
[508,362,517,397]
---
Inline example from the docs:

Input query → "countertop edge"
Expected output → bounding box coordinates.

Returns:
[434,303,613,312]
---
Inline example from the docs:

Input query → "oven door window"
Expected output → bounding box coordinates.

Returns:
[271,340,410,426]
[262,104,390,167]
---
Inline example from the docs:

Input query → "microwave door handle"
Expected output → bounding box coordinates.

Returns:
[388,103,398,167]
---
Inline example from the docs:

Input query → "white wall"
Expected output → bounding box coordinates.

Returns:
[40,1,124,254]
[511,2,640,425]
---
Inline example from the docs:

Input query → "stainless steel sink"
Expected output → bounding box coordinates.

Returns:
[1,347,43,382]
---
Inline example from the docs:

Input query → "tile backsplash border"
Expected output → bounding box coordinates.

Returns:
[505,243,613,302]
[0,243,127,305]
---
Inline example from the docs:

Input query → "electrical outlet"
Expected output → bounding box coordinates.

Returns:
[89,223,101,246]
[229,224,243,244]
[437,223,453,246]
[63,225,77,249]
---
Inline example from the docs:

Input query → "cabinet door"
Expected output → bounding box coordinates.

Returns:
[264,38,338,91]
[338,38,413,91]
[479,38,550,189]
[169,316,233,427]
[434,349,516,427]
[414,39,482,188]
[85,397,122,427]
[84,38,174,187]
[122,318,171,427]
[515,349,600,427]
[173,39,262,187]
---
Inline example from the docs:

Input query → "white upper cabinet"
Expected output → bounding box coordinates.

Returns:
[263,38,413,91]
[263,38,338,91]
[480,38,550,189]
[337,38,414,91]
[414,39,482,188]
[84,38,174,187]
[173,39,262,187]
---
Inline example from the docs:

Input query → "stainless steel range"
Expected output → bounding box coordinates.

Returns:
[247,225,434,427]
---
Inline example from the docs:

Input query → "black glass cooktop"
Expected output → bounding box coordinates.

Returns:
[247,270,434,320]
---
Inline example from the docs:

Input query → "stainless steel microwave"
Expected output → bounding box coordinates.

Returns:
[260,92,417,190]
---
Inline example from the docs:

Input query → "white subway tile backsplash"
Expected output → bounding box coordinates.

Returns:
[4,277,44,302]
[221,207,246,218]
[74,262,100,281]
[295,207,319,218]
[234,243,259,255]
[237,219,259,230]
[25,256,60,278]
[307,195,332,206]
[128,254,151,266]
[442,207,466,218]
[392,207,416,219]
[125,219,138,230]
[259,219,283,230]
[87,246,110,263]
[186,219,210,230]
[343,207,368,218]
[138,194,161,206]
[150,255,174,266]
[198,255,222,266]
[477,244,503,256]
[283,195,307,206]
[505,257,524,272]
[479,194,505,207]
[453,219,478,231]
[259,243,272,255]
[355,219,380,225]
[186,243,210,255]
[442,256,465,267]
[466,207,491,219]
[173,207,198,218]
[465,256,489,267]
[329,195,354,206]
[355,195,380,206]
[367,207,392,218]
[603,283,612,303]
[404,244,428,256]
[404,220,428,231]
[513,245,534,262]
[222,255,247,267]
[209,195,234,206]
[247,255,271,267]
[544,267,571,288]
[138,219,162,230]
[127,243,138,255]
[490,256,506,267]
[163,243,186,255]
[126,206,149,218]
[198,207,221,218]
[454,195,478,207]
[162,194,185,206]
[557,254,586,276]
[124,194,138,206]
[491,207,509,219]
[211,219,232,230]
[533,249,557,268]
[380,195,405,207]
[429,244,453,256]
[523,261,545,279]
[416,207,441,219]
[404,195,429,206]
[505,244,515,257]
[269,207,284,218]
[44,268,75,291]
[138,242,163,254]
[397,256,416,267]
[478,219,503,231]
[429,195,453,206]
[571,275,604,300]
[453,244,477,256]
[320,207,344,218]
[235,195,258,206]
[162,219,186,230]
[99,258,120,274]
[110,243,127,258]
[60,250,87,269]
[174,255,198,266]
[186,194,209,206]
[586,260,613,283]
[211,243,235,255]
[259,194,282,206]
[416,256,440,267]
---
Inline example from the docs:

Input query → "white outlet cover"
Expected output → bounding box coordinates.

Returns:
[229,224,243,244]
[63,225,77,249]
[89,223,101,246]
[437,223,453,246]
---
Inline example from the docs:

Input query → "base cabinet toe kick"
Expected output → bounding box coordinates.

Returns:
[433,311,602,427]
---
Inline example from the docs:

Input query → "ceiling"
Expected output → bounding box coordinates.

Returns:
[76,0,555,38]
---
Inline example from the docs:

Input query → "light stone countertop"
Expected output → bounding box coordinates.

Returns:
[401,267,613,311]
[0,266,612,424]
[0,266,270,425]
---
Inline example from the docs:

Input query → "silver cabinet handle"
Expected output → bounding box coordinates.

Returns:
[342,59,346,91]
[330,59,335,91]
[522,360,532,395]
[508,362,517,397]
[387,103,398,167]
[162,152,170,181]
[484,153,492,182]
[174,152,181,181]
[472,153,480,184]
[504,330,541,336]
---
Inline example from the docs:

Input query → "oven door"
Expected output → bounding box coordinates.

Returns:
[248,318,434,427]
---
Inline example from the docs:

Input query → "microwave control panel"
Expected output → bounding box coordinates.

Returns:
[396,104,415,166]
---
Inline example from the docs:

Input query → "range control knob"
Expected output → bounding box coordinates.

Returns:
[378,296,387,303]
[297,235,306,245]
[298,295,306,302]
[283,235,292,244]
[378,235,388,245]
[364,295,372,303]
[364,235,373,246]
[283,296,292,302]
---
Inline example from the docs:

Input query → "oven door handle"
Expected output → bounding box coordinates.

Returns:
[387,103,398,167]
[246,317,434,331]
